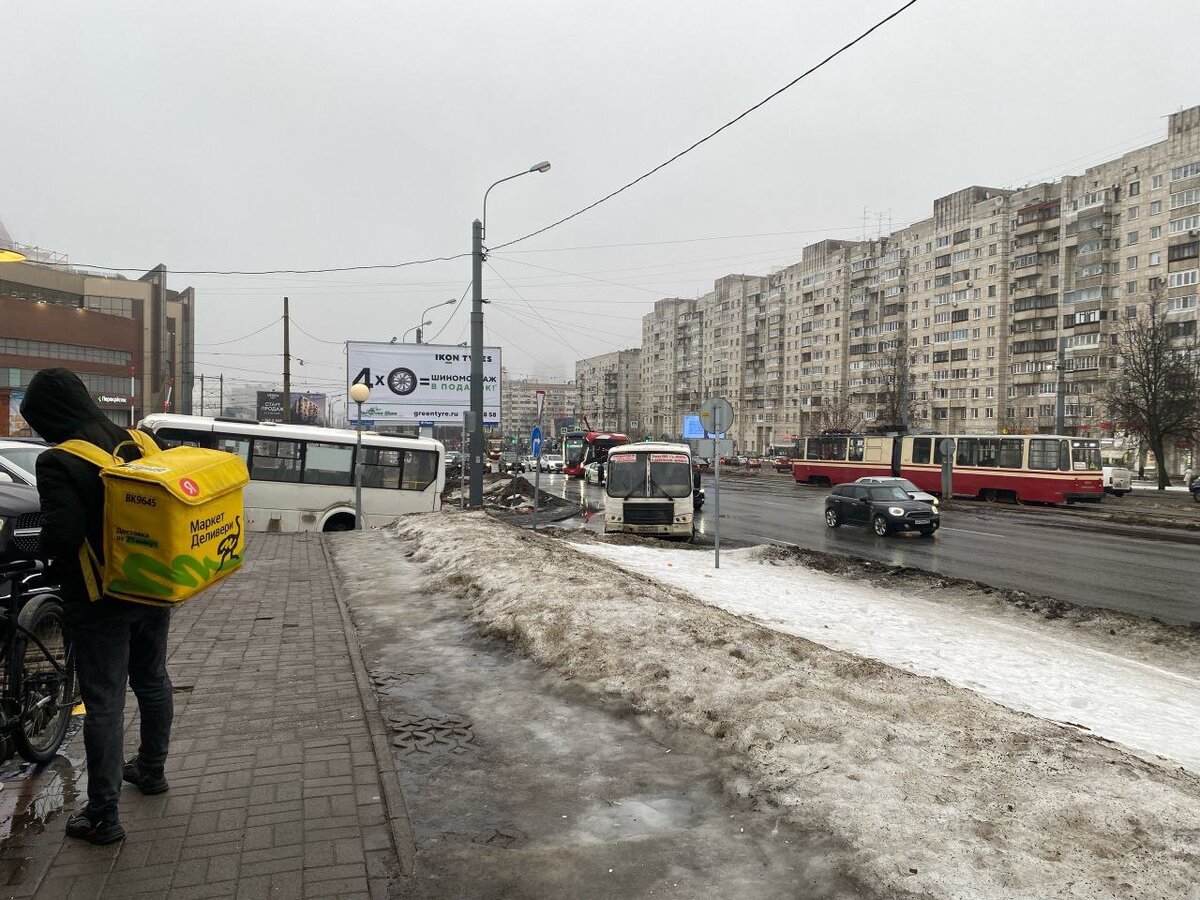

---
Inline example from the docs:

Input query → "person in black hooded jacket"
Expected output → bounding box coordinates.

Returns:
[20,369,173,845]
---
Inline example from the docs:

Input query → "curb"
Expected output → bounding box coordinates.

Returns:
[320,535,418,879]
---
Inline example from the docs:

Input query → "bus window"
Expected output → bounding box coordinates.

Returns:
[911,437,932,464]
[251,439,302,482]
[362,448,401,489]
[214,434,251,463]
[847,437,865,462]
[955,438,979,467]
[303,442,353,486]
[155,428,204,449]
[999,439,1023,469]
[1028,438,1068,471]
[401,449,439,491]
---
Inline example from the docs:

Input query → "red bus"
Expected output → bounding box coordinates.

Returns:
[791,433,1102,504]
[564,431,630,478]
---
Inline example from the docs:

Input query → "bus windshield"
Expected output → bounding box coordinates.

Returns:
[607,452,692,499]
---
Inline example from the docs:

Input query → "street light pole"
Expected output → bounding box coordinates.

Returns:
[469,160,551,508]
[349,382,370,529]
[417,299,457,345]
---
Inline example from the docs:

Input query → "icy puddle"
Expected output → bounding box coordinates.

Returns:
[575,543,1200,774]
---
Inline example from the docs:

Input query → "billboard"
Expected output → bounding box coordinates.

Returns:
[256,391,327,426]
[346,342,501,425]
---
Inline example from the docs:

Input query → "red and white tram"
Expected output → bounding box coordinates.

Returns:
[791,433,1103,504]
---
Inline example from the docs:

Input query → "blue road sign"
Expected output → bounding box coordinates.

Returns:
[531,426,543,458]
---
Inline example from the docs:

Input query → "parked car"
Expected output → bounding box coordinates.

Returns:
[583,461,605,485]
[515,455,537,473]
[855,475,939,507]
[0,439,46,487]
[1102,465,1133,496]
[825,482,940,537]
[539,454,564,473]
[0,481,42,565]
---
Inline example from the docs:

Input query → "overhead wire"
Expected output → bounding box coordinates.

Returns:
[488,0,919,252]
[194,317,282,346]
[485,261,584,357]
[424,280,474,345]
[34,252,471,278]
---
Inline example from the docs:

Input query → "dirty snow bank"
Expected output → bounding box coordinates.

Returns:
[369,512,1200,900]
[574,541,1200,774]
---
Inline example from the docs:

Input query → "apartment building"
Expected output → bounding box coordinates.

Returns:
[499,371,575,442]
[1,240,195,434]
[618,104,1200,464]
[575,349,642,437]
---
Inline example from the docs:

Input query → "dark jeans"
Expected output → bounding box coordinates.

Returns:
[64,597,173,822]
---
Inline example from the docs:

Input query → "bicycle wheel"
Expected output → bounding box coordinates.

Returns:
[12,597,75,764]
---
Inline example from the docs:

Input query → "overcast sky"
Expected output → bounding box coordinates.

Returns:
[4,0,1199,401]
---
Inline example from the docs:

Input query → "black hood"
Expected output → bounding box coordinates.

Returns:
[19,368,108,444]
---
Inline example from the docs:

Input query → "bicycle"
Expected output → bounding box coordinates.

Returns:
[0,560,77,763]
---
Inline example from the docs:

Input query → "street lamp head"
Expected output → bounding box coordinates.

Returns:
[529,160,551,174]
[349,383,370,404]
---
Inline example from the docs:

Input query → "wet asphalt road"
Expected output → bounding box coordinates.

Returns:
[535,471,1200,626]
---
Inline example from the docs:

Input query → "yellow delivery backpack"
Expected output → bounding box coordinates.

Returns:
[56,430,250,607]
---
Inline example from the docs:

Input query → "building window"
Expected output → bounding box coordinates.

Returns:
[1152,174,1164,189]
[1127,231,1139,245]
[1126,256,1138,270]
[1129,181,1140,197]
[1149,251,1161,266]
[1150,225,1162,239]
[1150,200,1163,215]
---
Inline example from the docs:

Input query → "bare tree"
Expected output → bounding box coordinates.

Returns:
[1104,290,1200,489]
[815,392,865,434]
[874,336,919,431]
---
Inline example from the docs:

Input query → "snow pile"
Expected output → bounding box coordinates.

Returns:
[574,541,1200,774]
[371,513,1200,899]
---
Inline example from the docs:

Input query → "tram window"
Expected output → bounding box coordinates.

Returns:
[976,438,1001,467]
[1029,438,1068,471]
[934,439,952,465]
[807,437,847,460]
[847,437,864,462]
[998,439,1023,469]
[955,438,979,467]
[911,437,931,464]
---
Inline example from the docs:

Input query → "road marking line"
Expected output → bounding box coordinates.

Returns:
[942,527,1004,537]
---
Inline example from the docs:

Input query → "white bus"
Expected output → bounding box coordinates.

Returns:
[604,442,696,539]
[139,414,444,532]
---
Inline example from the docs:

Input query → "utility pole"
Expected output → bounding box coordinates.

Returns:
[199,374,205,416]
[469,219,484,508]
[219,374,224,417]
[282,296,291,424]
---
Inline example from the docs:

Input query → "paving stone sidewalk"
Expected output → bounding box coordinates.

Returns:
[0,533,405,899]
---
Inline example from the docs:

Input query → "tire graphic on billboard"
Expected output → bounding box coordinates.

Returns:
[387,368,418,396]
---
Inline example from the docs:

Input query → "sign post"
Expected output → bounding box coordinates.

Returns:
[531,425,543,530]
[700,397,735,569]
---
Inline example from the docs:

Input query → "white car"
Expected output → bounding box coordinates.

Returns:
[583,461,605,485]
[0,440,45,487]
[539,454,564,473]
[855,475,938,506]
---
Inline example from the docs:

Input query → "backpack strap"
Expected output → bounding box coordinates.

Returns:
[54,439,120,469]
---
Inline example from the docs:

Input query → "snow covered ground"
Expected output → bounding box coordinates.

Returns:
[574,542,1200,774]
[368,511,1200,899]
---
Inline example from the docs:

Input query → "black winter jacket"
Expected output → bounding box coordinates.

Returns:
[20,369,146,602]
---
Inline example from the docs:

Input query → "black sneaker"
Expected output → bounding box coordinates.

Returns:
[122,757,169,795]
[65,811,125,845]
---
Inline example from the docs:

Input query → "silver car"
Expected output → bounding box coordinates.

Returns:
[855,476,938,506]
